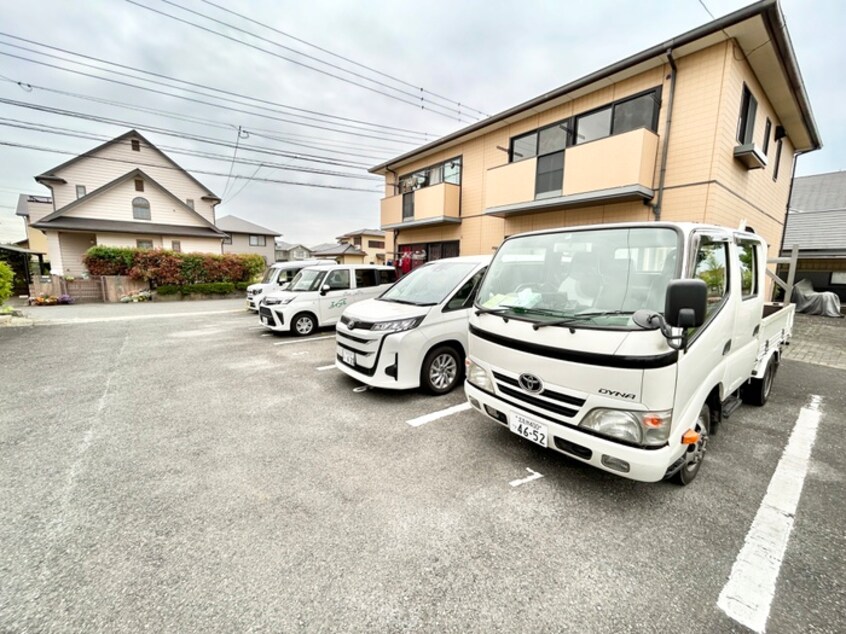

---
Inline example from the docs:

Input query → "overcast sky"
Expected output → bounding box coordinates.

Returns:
[1,0,843,245]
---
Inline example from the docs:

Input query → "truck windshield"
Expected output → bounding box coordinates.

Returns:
[289,269,327,292]
[261,268,279,284]
[379,261,477,306]
[476,227,680,329]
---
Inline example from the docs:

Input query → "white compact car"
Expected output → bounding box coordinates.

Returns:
[246,260,335,311]
[335,255,490,394]
[259,264,397,336]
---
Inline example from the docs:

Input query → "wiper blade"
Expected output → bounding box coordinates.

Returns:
[381,298,426,306]
[574,310,637,318]
[474,306,518,322]
[531,310,636,331]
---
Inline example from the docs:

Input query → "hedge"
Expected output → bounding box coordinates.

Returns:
[83,247,266,286]
[156,283,236,296]
[0,261,13,304]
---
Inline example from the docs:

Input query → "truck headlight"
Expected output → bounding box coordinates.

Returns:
[580,409,672,446]
[466,359,493,391]
[371,316,423,333]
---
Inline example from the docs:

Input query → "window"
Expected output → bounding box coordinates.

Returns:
[186,199,194,209]
[223,235,232,245]
[325,269,350,290]
[773,138,783,181]
[171,240,182,253]
[737,85,758,145]
[249,235,267,247]
[136,239,153,249]
[398,157,462,192]
[538,123,568,155]
[134,179,144,192]
[575,107,612,144]
[353,236,362,246]
[368,240,385,249]
[354,269,379,288]
[762,118,772,155]
[831,272,846,285]
[131,139,140,151]
[612,92,659,135]
[443,159,461,184]
[132,197,151,220]
[446,269,486,311]
[402,192,414,220]
[380,269,397,284]
[75,185,86,199]
[737,240,758,298]
[535,152,564,196]
[510,131,538,161]
[693,236,730,319]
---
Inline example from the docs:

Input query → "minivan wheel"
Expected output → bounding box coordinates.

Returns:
[293,312,316,337]
[421,346,462,395]
[673,404,710,486]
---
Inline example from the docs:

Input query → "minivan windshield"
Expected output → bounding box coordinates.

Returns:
[476,227,680,329]
[289,269,328,292]
[261,267,280,284]
[379,261,478,306]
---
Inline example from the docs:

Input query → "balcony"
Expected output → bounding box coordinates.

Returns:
[381,182,461,230]
[484,128,659,217]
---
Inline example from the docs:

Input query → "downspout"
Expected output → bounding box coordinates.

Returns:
[778,149,803,254]
[386,168,399,262]
[652,49,677,221]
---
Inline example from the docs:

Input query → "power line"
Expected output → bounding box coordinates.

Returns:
[0,32,435,138]
[0,98,385,171]
[199,0,489,118]
[0,116,384,180]
[0,141,383,193]
[124,0,477,124]
[222,126,244,199]
[0,44,429,145]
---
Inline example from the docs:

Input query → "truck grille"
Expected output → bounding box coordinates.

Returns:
[492,371,586,420]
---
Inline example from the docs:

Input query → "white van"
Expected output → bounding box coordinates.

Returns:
[336,256,490,394]
[246,260,335,311]
[259,264,397,336]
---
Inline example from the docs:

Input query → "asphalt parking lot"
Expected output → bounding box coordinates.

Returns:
[1,302,844,633]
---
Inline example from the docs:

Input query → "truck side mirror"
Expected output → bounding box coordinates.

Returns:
[665,279,707,328]
[320,284,330,296]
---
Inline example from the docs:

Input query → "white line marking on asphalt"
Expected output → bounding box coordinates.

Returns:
[316,364,336,371]
[352,385,371,393]
[509,468,544,487]
[406,402,471,427]
[273,335,336,346]
[260,333,273,337]
[717,394,823,634]
[291,351,308,357]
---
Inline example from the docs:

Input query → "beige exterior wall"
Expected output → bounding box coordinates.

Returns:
[23,200,53,255]
[222,232,276,264]
[95,233,221,254]
[338,231,386,264]
[48,137,217,223]
[58,232,97,277]
[382,40,800,262]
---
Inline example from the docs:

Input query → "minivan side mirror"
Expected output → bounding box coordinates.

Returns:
[665,279,707,328]
[320,284,330,296]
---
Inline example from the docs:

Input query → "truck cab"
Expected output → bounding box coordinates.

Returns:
[465,222,793,484]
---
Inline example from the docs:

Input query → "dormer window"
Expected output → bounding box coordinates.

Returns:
[134,179,144,192]
[131,139,140,151]
[132,197,151,220]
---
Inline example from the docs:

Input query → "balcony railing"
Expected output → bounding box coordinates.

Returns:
[381,182,461,229]
[484,128,659,216]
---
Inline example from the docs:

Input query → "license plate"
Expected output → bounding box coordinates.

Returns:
[510,413,548,448]
[261,316,268,325]
[338,346,355,365]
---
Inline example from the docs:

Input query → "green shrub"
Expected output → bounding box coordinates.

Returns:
[155,284,181,296]
[156,282,235,296]
[0,261,13,304]
[239,254,267,281]
[234,281,250,291]
[84,246,135,275]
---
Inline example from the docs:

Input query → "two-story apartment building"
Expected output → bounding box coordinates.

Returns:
[217,215,280,264]
[336,228,386,264]
[374,0,820,268]
[29,130,228,276]
[15,194,53,259]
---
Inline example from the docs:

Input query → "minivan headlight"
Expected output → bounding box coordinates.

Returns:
[466,359,493,391]
[371,317,423,332]
[264,296,293,306]
[579,409,672,446]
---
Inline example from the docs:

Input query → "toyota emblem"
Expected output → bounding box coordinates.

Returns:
[518,373,543,394]
[347,319,357,329]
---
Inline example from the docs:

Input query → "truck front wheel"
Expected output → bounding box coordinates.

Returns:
[674,404,710,486]
[741,356,777,406]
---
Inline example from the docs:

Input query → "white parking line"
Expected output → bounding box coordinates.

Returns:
[406,402,471,427]
[717,394,823,634]
[509,467,544,487]
[273,335,336,346]
[316,364,336,371]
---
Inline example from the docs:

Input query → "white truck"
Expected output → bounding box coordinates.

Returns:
[465,222,793,485]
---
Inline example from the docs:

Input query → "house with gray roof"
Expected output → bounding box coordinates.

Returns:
[274,240,313,262]
[28,129,228,276]
[217,215,281,264]
[782,170,846,301]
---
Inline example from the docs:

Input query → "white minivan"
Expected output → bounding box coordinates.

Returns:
[335,255,490,394]
[246,260,335,312]
[259,264,397,336]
